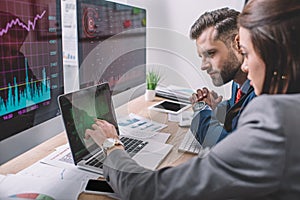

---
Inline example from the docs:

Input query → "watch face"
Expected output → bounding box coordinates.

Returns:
[196,101,205,107]
[103,138,115,149]
[193,101,205,111]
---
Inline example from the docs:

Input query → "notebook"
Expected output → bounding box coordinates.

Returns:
[58,82,173,174]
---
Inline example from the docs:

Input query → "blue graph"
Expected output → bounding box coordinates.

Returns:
[0,58,51,117]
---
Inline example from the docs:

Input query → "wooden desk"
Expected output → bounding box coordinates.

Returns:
[0,95,195,199]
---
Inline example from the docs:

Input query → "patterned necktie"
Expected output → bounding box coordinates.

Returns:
[235,88,244,103]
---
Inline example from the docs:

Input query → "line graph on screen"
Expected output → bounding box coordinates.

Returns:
[0,0,64,164]
[0,5,52,120]
[0,2,59,122]
[0,10,46,36]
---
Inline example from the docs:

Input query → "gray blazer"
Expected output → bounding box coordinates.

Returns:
[103,94,300,200]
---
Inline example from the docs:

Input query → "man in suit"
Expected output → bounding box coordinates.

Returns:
[189,8,256,147]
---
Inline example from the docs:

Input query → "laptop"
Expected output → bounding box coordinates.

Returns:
[57,82,173,174]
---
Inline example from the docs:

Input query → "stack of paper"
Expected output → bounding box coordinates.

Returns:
[155,85,194,103]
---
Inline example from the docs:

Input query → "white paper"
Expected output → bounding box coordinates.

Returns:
[40,144,75,169]
[168,110,194,127]
[18,161,99,182]
[0,174,5,183]
[40,144,102,178]
[120,128,171,143]
[118,113,167,132]
[168,112,181,122]
[61,0,78,65]
[179,110,194,127]
[0,174,83,200]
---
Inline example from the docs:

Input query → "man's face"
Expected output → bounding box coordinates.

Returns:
[196,27,242,86]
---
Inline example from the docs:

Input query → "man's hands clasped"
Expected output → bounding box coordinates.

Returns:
[190,87,223,110]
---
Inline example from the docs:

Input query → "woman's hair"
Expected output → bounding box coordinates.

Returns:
[239,0,300,94]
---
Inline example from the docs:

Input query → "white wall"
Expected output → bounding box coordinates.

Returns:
[111,0,245,99]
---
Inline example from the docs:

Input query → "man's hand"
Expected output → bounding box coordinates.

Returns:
[190,87,223,110]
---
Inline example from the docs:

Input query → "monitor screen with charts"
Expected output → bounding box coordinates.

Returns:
[0,0,64,164]
[76,0,147,96]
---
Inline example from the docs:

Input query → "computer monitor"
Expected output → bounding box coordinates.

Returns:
[0,0,64,164]
[76,0,147,105]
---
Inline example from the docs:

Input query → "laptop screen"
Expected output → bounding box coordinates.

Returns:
[58,83,119,163]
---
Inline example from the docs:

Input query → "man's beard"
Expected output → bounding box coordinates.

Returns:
[212,51,242,87]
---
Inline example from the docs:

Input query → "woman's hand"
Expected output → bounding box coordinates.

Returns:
[85,119,119,147]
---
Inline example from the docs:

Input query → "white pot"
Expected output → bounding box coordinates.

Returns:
[145,89,156,101]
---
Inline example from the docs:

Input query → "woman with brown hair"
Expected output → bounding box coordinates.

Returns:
[85,0,300,199]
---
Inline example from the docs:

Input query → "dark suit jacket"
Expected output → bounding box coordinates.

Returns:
[190,80,256,147]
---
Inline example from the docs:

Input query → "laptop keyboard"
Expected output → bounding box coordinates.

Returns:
[120,137,148,157]
[58,137,149,169]
[84,137,147,168]
[86,152,105,168]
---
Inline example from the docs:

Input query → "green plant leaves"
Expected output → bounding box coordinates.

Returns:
[146,71,161,90]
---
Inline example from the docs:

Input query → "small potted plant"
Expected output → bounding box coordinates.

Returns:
[145,70,161,101]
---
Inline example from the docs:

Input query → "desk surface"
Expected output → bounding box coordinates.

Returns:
[0,95,195,200]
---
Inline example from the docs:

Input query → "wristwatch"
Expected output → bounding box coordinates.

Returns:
[102,138,124,154]
[192,101,206,112]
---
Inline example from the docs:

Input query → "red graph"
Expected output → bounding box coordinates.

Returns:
[0,10,46,36]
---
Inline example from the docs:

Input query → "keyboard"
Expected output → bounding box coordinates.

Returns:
[178,129,203,154]
[59,137,148,168]
[84,137,147,168]
[120,137,148,157]
[85,151,106,168]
